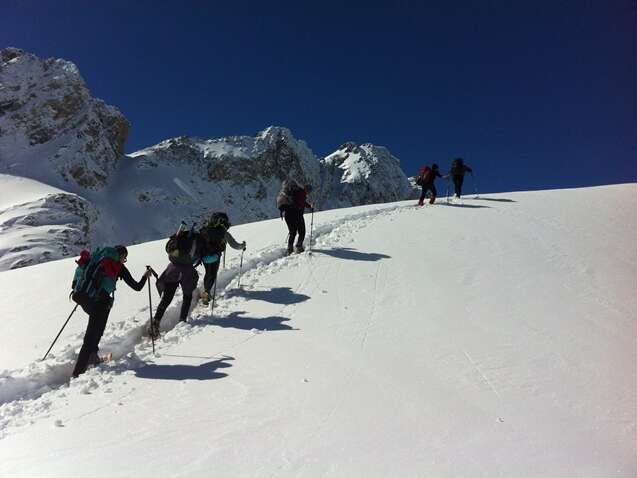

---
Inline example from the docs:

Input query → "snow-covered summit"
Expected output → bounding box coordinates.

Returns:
[0,47,129,190]
[321,141,414,207]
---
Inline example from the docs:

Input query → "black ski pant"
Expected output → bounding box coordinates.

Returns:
[203,260,221,294]
[284,208,306,249]
[72,301,111,377]
[453,175,464,197]
[154,281,193,323]
[419,184,437,204]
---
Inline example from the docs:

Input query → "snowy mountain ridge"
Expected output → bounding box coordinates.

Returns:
[0,48,416,271]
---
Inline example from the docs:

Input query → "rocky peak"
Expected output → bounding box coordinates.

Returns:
[320,141,413,207]
[0,48,129,190]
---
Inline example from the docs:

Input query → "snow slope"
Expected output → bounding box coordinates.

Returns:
[0,184,636,477]
[0,174,97,269]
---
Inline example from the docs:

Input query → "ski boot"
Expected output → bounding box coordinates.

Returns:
[295,244,305,253]
[200,290,210,306]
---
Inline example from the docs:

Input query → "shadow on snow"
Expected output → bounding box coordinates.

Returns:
[225,286,310,305]
[440,202,490,209]
[311,247,391,262]
[473,197,517,203]
[195,311,297,332]
[135,356,234,381]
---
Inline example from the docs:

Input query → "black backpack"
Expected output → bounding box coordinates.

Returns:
[199,212,229,255]
[166,224,198,265]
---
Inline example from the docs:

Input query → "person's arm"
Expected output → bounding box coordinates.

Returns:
[435,171,443,179]
[224,231,246,251]
[465,165,473,173]
[118,265,149,291]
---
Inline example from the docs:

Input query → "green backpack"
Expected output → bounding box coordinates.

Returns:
[71,246,121,307]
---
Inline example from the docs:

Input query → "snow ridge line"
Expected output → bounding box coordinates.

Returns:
[0,202,408,410]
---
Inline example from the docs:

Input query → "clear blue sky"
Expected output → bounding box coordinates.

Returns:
[2,0,635,193]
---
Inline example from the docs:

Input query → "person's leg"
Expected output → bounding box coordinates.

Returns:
[296,210,306,249]
[418,185,426,205]
[429,185,437,204]
[179,295,193,322]
[153,282,178,323]
[72,303,110,377]
[203,260,220,294]
[453,176,462,197]
[178,267,199,322]
[284,210,298,253]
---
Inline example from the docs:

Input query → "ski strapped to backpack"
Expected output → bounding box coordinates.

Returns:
[71,246,122,307]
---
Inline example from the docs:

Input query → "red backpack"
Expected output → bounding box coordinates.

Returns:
[415,166,432,186]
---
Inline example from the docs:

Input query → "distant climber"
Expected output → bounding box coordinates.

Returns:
[276,180,314,254]
[415,163,442,205]
[445,157,473,199]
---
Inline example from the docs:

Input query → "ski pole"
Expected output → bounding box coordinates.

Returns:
[42,304,79,361]
[309,208,314,252]
[237,249,244,289]
[146,266,155,355]
[211,279,217,318]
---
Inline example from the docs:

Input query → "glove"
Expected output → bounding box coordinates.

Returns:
[242,241,247,251]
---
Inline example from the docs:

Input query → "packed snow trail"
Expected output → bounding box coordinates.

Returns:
[0,202,407,409]
[1,185,636,477]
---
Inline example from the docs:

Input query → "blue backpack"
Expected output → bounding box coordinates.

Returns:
[71,246,121,308]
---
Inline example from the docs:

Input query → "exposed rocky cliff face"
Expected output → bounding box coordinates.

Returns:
[0,47,129,190]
